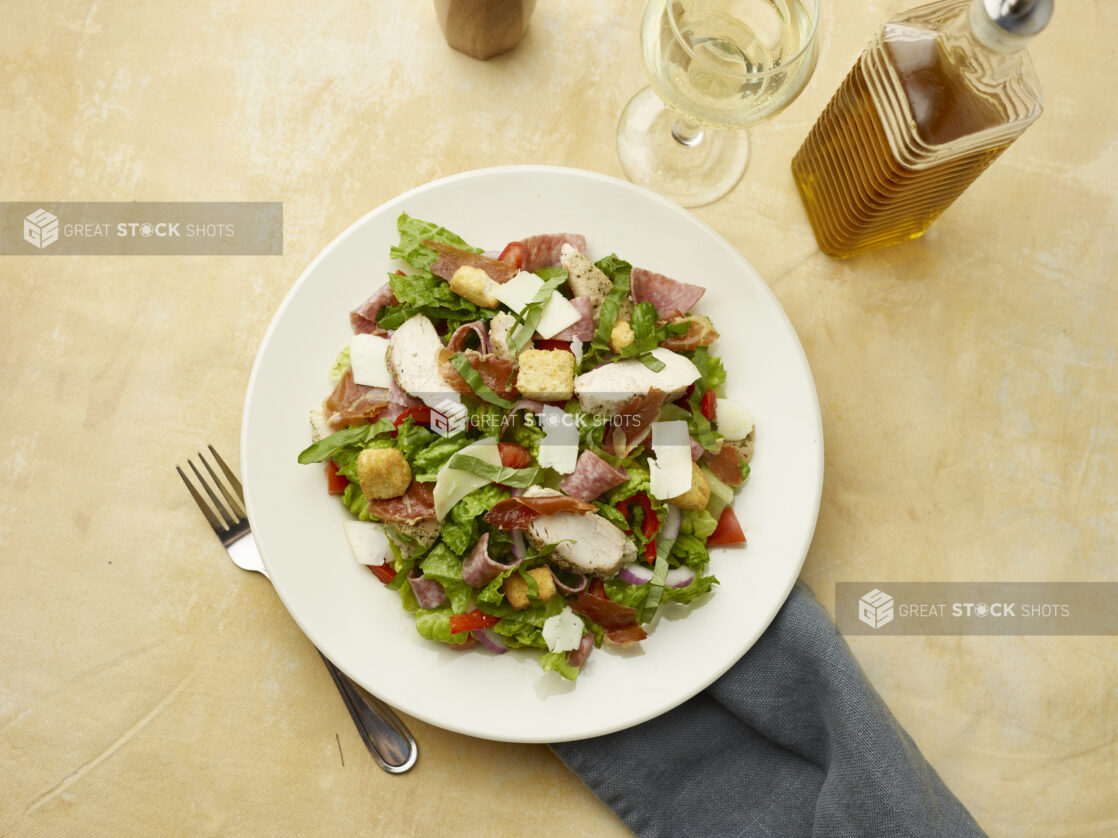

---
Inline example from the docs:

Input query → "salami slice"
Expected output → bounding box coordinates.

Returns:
[350,282,398,336]
[407,568,448,609]
[631,267,705,318]
[424,240,518,284]
[549,295,596,342]
[520,233,587,272]
[461,532,522,588]
[558,450,629,502]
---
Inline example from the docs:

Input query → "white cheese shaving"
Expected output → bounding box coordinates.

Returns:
[432,438,501,520]
[714,398,754,441]
[535,404,579,474]
[542,606,584,653]
[341,520,391,567]
[492,270,580,340]
[349,333,392,388]
[648,420,694,500]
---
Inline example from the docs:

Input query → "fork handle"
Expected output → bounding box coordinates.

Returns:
[318,651,418,773]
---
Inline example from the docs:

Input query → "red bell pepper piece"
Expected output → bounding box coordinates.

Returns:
[368,564,397,584]
[498,241,524,270]
[587,578,607,599]
[393,405,432,427]
[707,506,746,546]
[700,389,717,421]
[449,610,501,634]
[325,461,348,495]
[616,492,661,565]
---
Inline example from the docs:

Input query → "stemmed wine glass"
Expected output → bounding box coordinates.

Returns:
[617,0,821,207]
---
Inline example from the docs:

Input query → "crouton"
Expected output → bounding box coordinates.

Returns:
[516,349,575,401]
[668,463,711,511]
[449,265,500,309]
[357,448,412,500]
[503,574,530,610]
[526,567,556,602]
[610,320,635,353]
[488,312,524,360]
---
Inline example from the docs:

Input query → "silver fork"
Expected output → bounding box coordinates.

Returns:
[177,445,418,774]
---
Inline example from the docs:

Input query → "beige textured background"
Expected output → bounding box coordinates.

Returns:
[2,1,1115,836]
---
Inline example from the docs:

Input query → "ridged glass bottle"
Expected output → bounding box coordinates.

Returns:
[791,0,1050,258]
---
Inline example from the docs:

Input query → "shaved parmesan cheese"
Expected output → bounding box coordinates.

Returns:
[571,337,584,367]
[648,420,694,500]
[349,333,391,388]
[432,438,501,520]
[715,398,754,441]
[535,405,578,474]
[341,519,391,567]
[542,606,584,653]
[492,270,581,341]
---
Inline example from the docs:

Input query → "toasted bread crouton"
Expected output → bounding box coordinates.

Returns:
[503,574,530,610]
[516,349,575,401]
[526,567,556,601]
[449,265,500,309]
[610,320,635,353]
[668,463,711,511]
[357,448,412,500]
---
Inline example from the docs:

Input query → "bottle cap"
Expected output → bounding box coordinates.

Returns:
[981,0,1053,37]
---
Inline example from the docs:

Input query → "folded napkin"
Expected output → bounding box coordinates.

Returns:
[551,582,986,838]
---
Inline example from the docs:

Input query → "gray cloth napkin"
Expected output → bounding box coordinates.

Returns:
[550,582,987,838]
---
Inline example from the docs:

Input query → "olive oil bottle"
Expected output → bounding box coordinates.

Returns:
[792,0,1051,258]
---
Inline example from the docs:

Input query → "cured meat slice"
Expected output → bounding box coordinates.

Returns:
[549,295,595,342]
[603,388,667,457]
[661,314,719,351]
[437,349,519,400]
[567,632,594,667]
[446,320,490,354]
[703,442,745,487]
[350,282,398,336]
[483,493,597,530]
[384,378,424,422]
[367,481,437,524]
[604,623,648,644]
[519,233,587,272]
[631,267,705,319]
[407,568,448,609]
[568,591,639,629]
[558,450,629,502]
[460,532,522,588]
[323,369,389,429]
[424,240,518,284]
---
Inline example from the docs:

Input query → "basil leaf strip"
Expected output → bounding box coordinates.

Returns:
[446,454,540,488]
[296,419,395,464]
[449,353,518,409]
[507,274,568,357]
[640,534,675,621]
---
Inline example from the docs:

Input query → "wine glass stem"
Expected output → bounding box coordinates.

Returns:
[671,118,704,148]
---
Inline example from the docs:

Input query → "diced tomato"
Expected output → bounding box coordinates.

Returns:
[588,578,607,599]
[498,241,524,269]
[644,539,657,564]
[535,339,573,352]
[368,564,397,584]
[616,492,662,565]
[449,610,501,634]
[325,461,348,495]
[498,442,531,469]
[707,506,746,546]
[393,405,432,427]
[700,389,717,422]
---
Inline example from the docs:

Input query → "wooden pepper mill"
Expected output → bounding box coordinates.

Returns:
[434,0,537,60]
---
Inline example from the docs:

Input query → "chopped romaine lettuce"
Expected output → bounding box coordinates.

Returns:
[390,213,480,271]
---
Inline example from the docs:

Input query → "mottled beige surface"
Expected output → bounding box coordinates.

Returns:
[1,1,1115,836]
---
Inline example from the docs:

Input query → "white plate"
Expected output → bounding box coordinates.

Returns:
[242,166,823,743]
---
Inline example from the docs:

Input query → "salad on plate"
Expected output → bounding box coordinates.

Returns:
[298,214,754,680]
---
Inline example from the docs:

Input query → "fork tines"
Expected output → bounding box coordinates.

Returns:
[177,445,248,539]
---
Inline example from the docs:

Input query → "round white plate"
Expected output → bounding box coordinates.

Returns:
[242,165,823,743]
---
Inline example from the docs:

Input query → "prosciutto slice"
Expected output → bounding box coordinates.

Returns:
[549,295,596,342]
[323,369,389,429]
[460,532,522,588]
[703,443,745,487]
[483,493,597,530]
[384,378,424,422]
[407,568,448,609]
[558,450,629,502]
[567,632,594,667]
[661,314,719,352]
[425,240,518,284]
[568,591,640,629]
[631,267,705,319]
[446,320,490,354]
[367,481,436,524]
[350,282,397,336]
[437,349,519,400]
[603,388,667,457]
[519,233,587,272]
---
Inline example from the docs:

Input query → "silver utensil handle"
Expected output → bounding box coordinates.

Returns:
[318,651,418,773]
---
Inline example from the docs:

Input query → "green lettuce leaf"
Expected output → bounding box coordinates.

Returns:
[451,483,511,524]
[411,434,474,482]
[414,608,470,645]
[390,213,480,271]
[539,650,581,680]
[418,544,471,613]
[447,454,539,488]
[296,420,395,464]
[329,346,350,383]
[671,533,710,571]
[680,508,719,540]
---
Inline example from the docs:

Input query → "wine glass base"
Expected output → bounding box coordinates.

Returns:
[616,87,750,208]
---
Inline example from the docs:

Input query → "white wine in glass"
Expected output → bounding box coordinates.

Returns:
[618,0,820,207]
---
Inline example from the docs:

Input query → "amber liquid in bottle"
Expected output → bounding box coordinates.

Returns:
[792,3,1040,258]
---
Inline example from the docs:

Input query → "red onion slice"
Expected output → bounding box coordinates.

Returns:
[471,630,509,654]
[550,567,588,595]
[617,563,654,586]
[665,566,696,589]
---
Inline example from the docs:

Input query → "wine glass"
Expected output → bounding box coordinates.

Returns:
[617,0,820,207]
